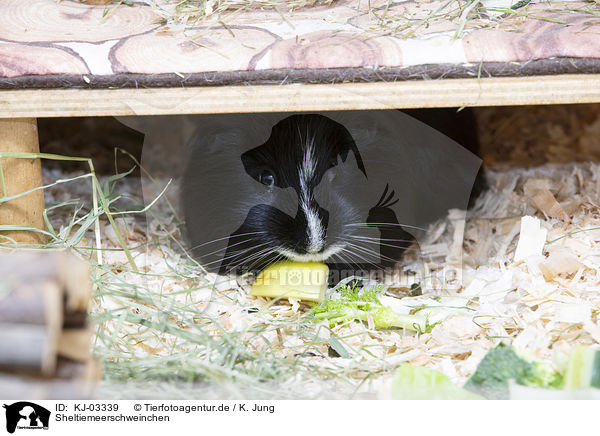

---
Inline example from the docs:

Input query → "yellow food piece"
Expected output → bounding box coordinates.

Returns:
[250,261,329,302]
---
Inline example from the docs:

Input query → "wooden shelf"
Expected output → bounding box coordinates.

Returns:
[1,74,599,118]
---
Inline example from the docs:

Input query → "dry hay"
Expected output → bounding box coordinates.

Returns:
[97,0,600,40]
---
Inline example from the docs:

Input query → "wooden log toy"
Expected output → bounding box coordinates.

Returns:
[0,251,99,398]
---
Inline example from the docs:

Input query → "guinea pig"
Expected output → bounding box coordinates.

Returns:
[181,109,483,281]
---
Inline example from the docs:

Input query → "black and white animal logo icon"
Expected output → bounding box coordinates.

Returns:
[3,402,50,433]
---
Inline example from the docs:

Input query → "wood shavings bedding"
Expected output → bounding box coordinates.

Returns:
[41,156,600,397]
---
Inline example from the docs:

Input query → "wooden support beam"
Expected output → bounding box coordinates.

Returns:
[0,74,599,118]
[0,118,45,244]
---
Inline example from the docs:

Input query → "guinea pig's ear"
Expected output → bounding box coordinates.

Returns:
[342,127,375,177]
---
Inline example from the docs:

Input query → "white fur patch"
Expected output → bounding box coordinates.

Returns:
[299,138,325,254]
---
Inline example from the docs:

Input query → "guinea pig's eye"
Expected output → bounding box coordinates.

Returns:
[258,169,276,187]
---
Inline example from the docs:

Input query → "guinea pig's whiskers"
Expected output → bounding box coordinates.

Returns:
[187,231,267,251]
[202,246,249,265]
[330,249,353,266]
[197,237,266,259]
[245,253,278,272]
[338,250,366,269]
[325,236,377,265]
[200,251,248,268]
[240,247,273,265]
[229,243,273,263]
[200,242,271,268]
[230,246,279,272]
[336,246,382,271]
[344,222,426,231]
[349,235,414,243]
[348,235,414,249]
[329,252,345,265]
[343,241,399,264]
[350,239,413,252]
[343,241,383,260]
[336,243,373,262]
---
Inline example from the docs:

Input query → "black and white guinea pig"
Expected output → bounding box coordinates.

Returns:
[181,109,483,279]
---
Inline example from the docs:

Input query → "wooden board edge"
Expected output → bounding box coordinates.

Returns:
[0,74,599,117]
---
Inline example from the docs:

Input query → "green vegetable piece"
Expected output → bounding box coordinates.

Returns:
[564,346,600,390]
[312,284,427,332]
[392,364,485,400]
[464,344,562,400]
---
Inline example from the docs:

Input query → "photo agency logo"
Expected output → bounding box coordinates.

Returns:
[118,109,481,294]
[2,402,50,434]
